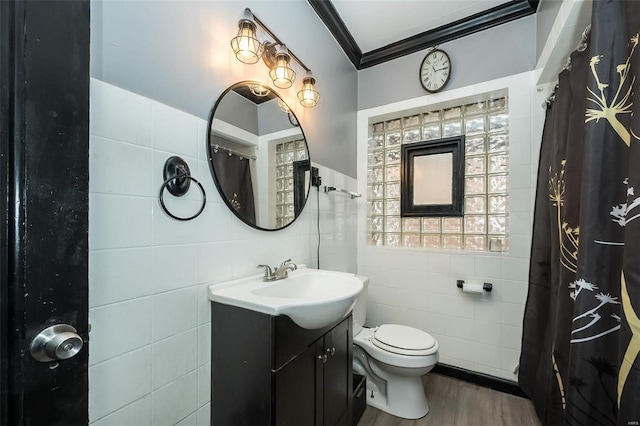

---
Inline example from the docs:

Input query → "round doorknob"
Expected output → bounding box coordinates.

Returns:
[31,324,84,362]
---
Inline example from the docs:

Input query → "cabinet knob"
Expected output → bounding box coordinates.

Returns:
[317,354,328,363]
[326,347,336,356]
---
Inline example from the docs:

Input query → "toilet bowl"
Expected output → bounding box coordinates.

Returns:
[352,276,439,419]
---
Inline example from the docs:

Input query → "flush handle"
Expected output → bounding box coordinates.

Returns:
[31,324,84,362]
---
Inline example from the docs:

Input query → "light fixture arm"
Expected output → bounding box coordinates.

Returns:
[248,8,311,73]
[233,8,319,107]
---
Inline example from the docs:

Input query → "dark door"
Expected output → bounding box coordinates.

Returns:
[1,1,90,425]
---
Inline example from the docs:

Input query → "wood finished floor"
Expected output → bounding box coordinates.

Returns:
[357,373,542,426]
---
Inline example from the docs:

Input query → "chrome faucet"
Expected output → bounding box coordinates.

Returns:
[258,259,297,282]
[257,264,277,282]
[275,259,297,279]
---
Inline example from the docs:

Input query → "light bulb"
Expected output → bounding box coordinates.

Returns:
[230,10,263,64]
[237,28,254,57]
[297,72,320,107]
[269,45,295,89]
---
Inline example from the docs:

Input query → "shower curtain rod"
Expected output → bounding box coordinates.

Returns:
[211,144,257,160]
[543,25,591,108]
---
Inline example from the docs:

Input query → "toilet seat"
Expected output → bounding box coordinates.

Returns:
[372,325,437,356]
[354,326,439,369]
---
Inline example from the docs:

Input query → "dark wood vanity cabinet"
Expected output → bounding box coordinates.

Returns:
[210,302,353,426]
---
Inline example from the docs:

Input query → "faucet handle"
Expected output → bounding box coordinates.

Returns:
[258,264,274,280]
[280,259,297,270]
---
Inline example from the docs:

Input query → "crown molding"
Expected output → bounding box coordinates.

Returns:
[308,0,539,70]
[307,0,362,67]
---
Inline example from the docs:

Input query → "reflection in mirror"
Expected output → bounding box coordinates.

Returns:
[413,153,453,205]
[207,81,310,231]
[401,136,464,217]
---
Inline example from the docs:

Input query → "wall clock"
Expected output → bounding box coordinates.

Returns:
[419,48,451,93]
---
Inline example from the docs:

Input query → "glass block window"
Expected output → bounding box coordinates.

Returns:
[367,98,509,252]
[275,139,307,228]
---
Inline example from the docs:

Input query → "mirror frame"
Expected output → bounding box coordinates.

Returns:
[206,81,310,232]
[400,136,465,217]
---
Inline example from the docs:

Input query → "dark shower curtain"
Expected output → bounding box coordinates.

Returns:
[519,2,640,425]
[211,151,256,225]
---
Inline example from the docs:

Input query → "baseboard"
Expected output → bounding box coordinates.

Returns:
[432,363,528,398]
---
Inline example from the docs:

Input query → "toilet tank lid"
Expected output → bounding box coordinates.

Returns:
[355,275,369,287]
[373,324,436,351]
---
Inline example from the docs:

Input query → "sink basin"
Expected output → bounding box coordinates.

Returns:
[208,266,363,329]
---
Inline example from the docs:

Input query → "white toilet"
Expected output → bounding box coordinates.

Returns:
[352,275,439,419]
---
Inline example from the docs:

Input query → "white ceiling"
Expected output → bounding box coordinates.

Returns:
[331,0,513,53]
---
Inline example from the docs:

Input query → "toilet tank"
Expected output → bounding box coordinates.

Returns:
[353,275,369,335]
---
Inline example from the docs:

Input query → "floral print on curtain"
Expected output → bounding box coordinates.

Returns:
[519,2,640,425]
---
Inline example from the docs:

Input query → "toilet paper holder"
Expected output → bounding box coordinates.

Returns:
[456,280,493,292]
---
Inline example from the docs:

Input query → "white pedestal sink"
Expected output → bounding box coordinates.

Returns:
[208,266,363,329]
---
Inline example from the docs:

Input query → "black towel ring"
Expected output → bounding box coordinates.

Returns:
[159,156,206,221]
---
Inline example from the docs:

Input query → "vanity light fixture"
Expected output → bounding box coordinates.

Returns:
[277,98,290,113]
[297,72,320,107]
[248,83,270,97]
[230,8,320,107]
[268,45,296,89]
[230,9,264,64]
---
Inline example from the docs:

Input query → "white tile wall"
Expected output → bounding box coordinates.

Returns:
[151,329,198,389]
[88,79,357,425]
[91,395,152,426]
[89,298,152,365]
[356,72,545,381]
[89,347,152,421]
[151,371,198,426]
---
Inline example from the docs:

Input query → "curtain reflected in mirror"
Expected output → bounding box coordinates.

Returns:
[210,151,256,225]
[207,81,310,231]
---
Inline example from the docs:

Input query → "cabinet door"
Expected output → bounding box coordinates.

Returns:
[275,338,324,426]
[323,318,352,426]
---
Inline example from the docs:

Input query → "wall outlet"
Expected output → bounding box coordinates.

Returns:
[311,167,322,187]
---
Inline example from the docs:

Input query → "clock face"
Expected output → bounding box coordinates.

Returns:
[420,49,451,93]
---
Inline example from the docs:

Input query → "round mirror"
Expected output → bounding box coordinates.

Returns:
[207,81,310,231]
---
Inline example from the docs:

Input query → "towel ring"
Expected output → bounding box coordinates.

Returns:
[159,156,206,221]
